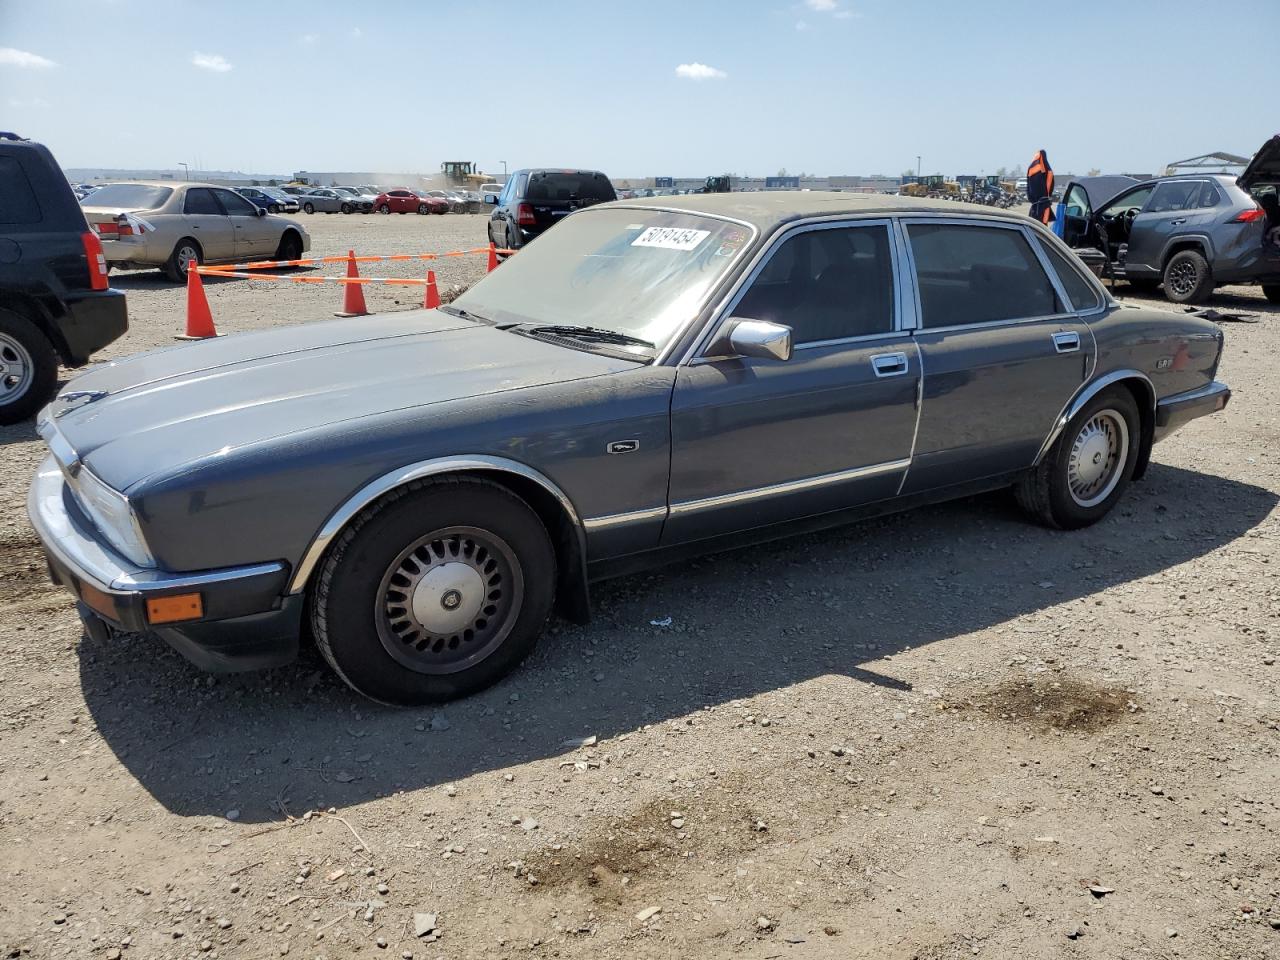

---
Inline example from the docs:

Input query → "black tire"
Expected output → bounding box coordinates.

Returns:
[275,230,303,263]
[1162,249,1213,304]
[303,202,315,215]
[1263,284,1280,305]
[0,308,58,425]
[377,204,391,215]
[340,203,353,214]
[417,203,429,215]
[268,203,280,214]
[163,237,201,283]
[1014,387,1141,530]
[311,477,556,705]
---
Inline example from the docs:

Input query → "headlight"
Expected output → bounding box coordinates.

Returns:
[68,467,156,568]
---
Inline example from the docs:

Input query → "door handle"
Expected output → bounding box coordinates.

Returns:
[871,352,909,377]
[1052,331,1080,353]
[1170,218,1186,226]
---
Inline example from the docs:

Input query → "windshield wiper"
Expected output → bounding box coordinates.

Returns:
[526,324,654,348]
[438,304,490,323]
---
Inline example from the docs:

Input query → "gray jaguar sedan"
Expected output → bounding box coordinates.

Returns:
[28,193,1231,704]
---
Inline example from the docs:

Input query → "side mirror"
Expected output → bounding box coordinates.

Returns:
[727,318,792,362]
[484,194,498,204]
[256,207,267,217]
[1066,205,1083,218]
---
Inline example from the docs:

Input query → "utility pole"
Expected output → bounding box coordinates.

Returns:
[916,156,921,178]
[178,162,189,181]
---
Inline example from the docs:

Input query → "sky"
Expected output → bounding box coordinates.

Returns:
[2,0,1277,179]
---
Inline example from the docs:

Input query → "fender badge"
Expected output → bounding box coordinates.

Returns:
[607,439,639,455]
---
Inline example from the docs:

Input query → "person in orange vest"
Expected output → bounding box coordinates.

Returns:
[1027,149,1055,226]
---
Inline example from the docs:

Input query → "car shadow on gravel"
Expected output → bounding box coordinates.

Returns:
[75,462,1276,822]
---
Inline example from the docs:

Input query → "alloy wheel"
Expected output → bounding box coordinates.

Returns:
[1167,260,1198,298]
[0,332,34,402]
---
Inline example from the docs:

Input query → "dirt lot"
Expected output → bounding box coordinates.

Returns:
[1,213,1278,960]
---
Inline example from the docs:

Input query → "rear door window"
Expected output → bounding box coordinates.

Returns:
[0,156,42,224]
[184,188,223,215]
[907,223,1063,327]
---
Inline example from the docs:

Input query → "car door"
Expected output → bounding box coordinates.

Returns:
[1061,182,1094,248]
[1126,180,1211,274]
[181,187,234,261]
[214,188,273,259]
[664,220,920,544]
[899,218,1093,495]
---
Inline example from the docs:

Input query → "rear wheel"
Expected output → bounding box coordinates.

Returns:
[303,202,315,215]
[311,478,556,704]
[1162,250,1213,304]
[163,238,201,282]
[0,309,58,425]
[1263,284,1280,304]
[1015,387,1140,529]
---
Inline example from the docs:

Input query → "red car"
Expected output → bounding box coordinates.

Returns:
[373,189,448,215]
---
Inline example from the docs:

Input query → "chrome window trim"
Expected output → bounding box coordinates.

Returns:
[287,455,586,595]
[682,217,903,364]
[895,344,926,496]
[582,505,668,532]
[670,458,910,517]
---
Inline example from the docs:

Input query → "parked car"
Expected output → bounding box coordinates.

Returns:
[424,189,468,213]
[373,189,447,215]
[331,187,376,213]
[357,185,382,196]
[80,181,310,281]
[293,188,356,215]
[0,134,126,423]
[234,186,300,215]
[1060,135,1280,304]
[486,168,616,251]
[479,182,503,201]
[27,192,1230,704]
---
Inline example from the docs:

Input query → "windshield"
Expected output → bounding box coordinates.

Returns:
[82,184,173,209]
[451,208,752,351]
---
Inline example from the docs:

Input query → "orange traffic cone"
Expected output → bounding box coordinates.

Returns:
[422,268,441,309]
[487,242,499,272]
[175,262,218,340]
[335,249,369,317]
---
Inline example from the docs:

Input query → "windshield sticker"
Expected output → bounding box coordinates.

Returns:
[631,226,711,251]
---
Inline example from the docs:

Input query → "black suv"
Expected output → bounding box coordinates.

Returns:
[485,169,616,251]
[0,134,127,423]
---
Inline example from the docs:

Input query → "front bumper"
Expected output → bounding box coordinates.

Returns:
[27,457,300,671]
[1154,380,1231,442]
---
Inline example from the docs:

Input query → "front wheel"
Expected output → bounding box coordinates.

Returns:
[1162,250,1213,304]
[377,204,390,214]
[311,478,556,705]
[275,230,303,263]
[417,203,429,215]
[1014,387,1140,530]
[268,203,280,214]
[1263,284,1280,304]
[0,309,58,425]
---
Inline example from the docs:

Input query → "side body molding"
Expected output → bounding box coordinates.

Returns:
[287,455,587,596]
[1033,369,1156,466]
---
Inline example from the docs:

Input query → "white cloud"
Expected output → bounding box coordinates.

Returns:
[675,62,727,81]
[805,0,837,10]
[795,19,809,30]
[0,47,57,69]
[834,9,855,17]
[192,52,232,73]
[351,27,362,38]
[300,33,317,44]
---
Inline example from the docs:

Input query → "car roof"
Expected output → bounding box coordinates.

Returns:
[610,190,1033,231]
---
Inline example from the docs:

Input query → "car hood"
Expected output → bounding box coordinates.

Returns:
[1238,134,1280,190]
[42,310,635,492]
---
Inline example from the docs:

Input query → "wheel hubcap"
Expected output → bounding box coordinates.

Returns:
[178,246,197,273]
[1067,409,1128,508]
[0,332,34,400]
[376,527,523,674]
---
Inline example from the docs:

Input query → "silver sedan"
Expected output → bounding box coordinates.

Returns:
[82,181,310,281]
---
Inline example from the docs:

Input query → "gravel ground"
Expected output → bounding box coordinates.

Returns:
[1,214,1278,960]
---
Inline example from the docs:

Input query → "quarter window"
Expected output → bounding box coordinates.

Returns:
[183,188,223,216]
[1037,238,1102,312]
[736,225,896,344]
[1197,181,1223,207]
[907,223,1062,327]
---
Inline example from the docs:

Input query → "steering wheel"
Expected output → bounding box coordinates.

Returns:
[1122,207,1139,230]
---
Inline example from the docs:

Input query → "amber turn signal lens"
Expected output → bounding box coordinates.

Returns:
[146,593,204,625]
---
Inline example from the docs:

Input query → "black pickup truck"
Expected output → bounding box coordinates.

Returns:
[0,133,127,423]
